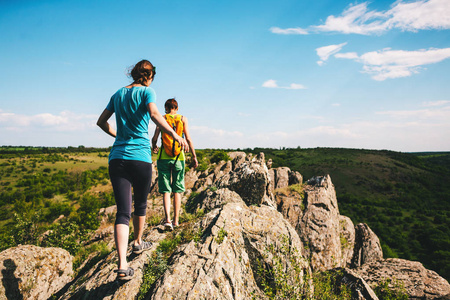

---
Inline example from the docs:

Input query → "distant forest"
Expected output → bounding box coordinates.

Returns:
[0,146,449,281]
[245,147,450,281]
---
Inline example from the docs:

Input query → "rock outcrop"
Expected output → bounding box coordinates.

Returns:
[351,223,383,268]
[150,195,311,299]
[298,175,343,271]
[0,245,73,300]
[216,153,271,206]
[356,258,450,299]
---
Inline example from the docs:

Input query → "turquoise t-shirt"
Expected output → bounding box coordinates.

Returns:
[106,86,156,163]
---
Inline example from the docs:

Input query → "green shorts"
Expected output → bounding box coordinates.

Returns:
[157,159,185,193]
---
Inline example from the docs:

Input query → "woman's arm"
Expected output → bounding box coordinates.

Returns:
[147,102,188,151]
[96,109,116,138]
[182,116,198,168]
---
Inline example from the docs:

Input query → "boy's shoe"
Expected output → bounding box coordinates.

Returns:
[164,222,174,231]
[172,222,179,229]
[133,241,153,254]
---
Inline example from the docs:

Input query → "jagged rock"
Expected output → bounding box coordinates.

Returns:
[266,158,272,169]
[228,151,246,170]
[268,167,289,192]
[288,170,303,185]
[216,153,271,206]
[186,188,243,213]
[149,201,311,299]
[297,175,342,271]
[274,185,305,229]
[324,268,379,300]
[351,223,383,268]
[355,258,450,299]
[274,167,290,189]
[58,225,169,300]
[339,215,355,268]
[0,245,73,300]
[185,168,199,190]
[193,173,214,192]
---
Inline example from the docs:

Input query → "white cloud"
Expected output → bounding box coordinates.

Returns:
[269,27,308,35]
[335,47,450,80]
[376,105,450,119]
[271,0,450,35]
[0,111,97,131]
[335,52,359,59]
[316,42,347,65]
[0,110,113,147]
[262,79,278,88]
[262,79,306,90]
[422,100,450,107]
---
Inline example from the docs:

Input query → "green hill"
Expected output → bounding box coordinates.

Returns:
[244,147,450,281]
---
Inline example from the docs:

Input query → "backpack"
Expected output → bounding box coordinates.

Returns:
[160,114,184,158]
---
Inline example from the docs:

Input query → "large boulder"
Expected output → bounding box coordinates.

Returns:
[298,175,342,271]
[351,223,383,268]
[216,153,271,206]
[356,258,450,299]
[339,215,355,268]
[186,188,243,213]
[0,245,73,300]
[149,200,311,299]
[58,225,169,300]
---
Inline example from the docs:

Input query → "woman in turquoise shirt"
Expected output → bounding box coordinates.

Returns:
[97,60,187,280]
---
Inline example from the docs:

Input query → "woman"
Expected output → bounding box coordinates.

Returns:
[151,98,198,231]
[97,60,187,281]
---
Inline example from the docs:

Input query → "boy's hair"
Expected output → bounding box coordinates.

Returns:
[165,98,178,111]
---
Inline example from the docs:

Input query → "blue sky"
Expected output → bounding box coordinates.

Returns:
[1,0,449,151]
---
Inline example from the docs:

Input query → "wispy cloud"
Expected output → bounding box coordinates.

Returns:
[0,110,97,131]
[262,79,306,90]
[422,100,450,107]
[269,27,308,35]
[271,0,450,35]
[316,43,347,65]
[335,47,450,80]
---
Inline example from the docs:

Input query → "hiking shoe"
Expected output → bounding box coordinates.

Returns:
[132,241,153,254]
[164,222,174,231]
[115,267,134,281]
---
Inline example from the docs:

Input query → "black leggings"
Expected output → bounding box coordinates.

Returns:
[109,159,152,225]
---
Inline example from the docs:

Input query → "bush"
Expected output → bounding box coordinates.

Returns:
[210,150,231,164]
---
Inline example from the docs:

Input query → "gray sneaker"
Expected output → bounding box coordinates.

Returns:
[133,241,153,254]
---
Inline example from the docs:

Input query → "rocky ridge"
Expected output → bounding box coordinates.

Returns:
[0,151,449,299]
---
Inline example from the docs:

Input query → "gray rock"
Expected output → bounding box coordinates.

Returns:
[339,215,355,268]
[274,167,290,189]
[319,268,379,300]
[351,223,383,268]
[0,245,73,300]
[216,153,271,206]
[300,175,342,271]
[228,151,247,170]
[185,168,199,190]
[58,226,169,300]
[288,170,303,186]
[149,202,311,300]
[355,258,450,299]
[356,258,450,300]
[186,188,243,213]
